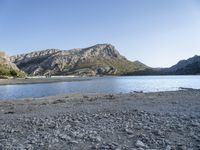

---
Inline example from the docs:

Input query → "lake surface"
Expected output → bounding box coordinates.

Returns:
[0,76,200,100]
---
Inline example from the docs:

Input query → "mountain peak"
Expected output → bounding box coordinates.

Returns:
[89,43,114,48]
[11,44,147,76]
[80,43,121,59]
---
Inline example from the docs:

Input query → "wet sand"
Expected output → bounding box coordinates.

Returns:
[0,90,200,149]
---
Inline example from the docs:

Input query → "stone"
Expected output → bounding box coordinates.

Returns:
[135,140,148,148]
[59,134,71,141]
[165,145,171,150]
[69,140,78,144]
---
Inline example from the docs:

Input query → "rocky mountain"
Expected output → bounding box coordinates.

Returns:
[166,55,200,75]
[11,44,148,76]
[0,51,25,77]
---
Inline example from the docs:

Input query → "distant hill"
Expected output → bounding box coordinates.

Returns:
[166,55,200,75]
[11,44,149,76]
[127,55,200,75]
[0,51,25,78]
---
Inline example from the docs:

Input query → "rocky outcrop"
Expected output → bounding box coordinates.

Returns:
[11,44,148,76]
[0,51,19,71]
[167,55,200,75]
[0,51,26,78]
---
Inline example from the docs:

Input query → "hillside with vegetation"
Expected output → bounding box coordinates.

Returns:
[11,44,149,76]
[0,51,26,78]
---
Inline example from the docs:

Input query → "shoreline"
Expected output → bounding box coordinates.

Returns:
[1,75,200,86]
[0,88,197,102]
[0,76,91,85]
[0,90,199,149]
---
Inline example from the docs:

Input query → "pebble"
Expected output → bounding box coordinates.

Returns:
[59,134,71,141]
[135,140,148,148]
[165,145,171,150]
[69,140,79,144]
[0,94,199,150]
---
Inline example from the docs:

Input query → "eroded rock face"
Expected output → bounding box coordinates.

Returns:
[0,51,19,71]
[11,44,147,76]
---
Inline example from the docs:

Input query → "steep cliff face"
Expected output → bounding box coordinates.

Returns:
[0,51,25,77]
[0,51,19,70]
[167,55,200,75]
[11,44,148,76]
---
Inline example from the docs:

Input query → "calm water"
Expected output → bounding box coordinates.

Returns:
[0,76,200,100]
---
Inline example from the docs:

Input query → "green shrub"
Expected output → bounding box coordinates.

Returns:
[10,69,18,76]
[0,66,26,78]
[0,67,10,76]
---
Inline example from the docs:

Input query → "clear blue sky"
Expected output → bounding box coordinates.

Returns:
[0,0,200,67]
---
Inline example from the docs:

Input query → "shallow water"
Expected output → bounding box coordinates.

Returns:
[0,76,200,100]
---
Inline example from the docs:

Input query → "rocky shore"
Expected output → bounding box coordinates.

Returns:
[0,90,200,150]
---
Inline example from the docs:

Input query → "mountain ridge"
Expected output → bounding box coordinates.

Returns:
[11,44,148,76]
[9,44,200,76]
[166,55,200,75]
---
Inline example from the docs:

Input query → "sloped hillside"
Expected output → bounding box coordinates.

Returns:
[11,44,148,76]
[167,55,200,75]
[0,51,25,78]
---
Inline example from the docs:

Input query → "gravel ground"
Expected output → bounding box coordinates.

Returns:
[0,90,200,150]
